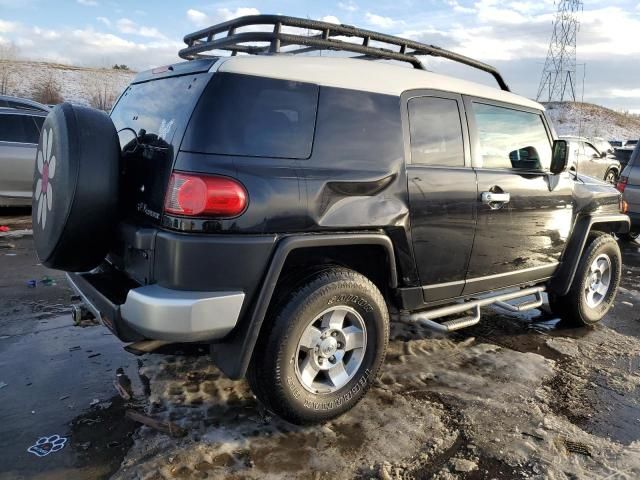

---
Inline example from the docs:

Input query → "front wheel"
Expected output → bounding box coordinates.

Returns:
[549,232,621,326]
[247,267,389,424]
[604,169,618,184]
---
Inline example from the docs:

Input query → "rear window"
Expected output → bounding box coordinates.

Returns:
[110,73,210,150]
[182,73,319,159]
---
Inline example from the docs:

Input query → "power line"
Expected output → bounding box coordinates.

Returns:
[536,0,583,102]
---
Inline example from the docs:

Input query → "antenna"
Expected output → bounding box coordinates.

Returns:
[577,63,586,138]
[536,0,583,102]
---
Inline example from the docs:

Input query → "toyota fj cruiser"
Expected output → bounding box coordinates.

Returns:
[32,15,630,424]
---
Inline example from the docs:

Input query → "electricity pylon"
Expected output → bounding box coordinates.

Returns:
[536,0,583,102]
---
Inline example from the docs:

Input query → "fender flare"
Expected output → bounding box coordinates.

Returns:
[211,232,397,379]
[549,214,630,296]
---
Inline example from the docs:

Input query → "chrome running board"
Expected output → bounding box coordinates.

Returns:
[409,286,545,332]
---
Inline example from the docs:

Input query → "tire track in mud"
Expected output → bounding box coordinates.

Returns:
[113,317,640,479]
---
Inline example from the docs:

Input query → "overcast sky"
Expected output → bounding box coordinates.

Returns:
[0,0,638,111]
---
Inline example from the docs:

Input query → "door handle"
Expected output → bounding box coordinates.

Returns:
[481,191,510,208]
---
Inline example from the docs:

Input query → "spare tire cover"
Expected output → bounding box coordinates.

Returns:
[32,103,120,272]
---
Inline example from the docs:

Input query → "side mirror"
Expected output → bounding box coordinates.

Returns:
[550,139,569,174]
[600,151,607,158]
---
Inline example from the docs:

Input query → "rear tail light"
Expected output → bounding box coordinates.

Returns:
[620,199,629,214]
[616,176,628,193]
[164,172,248,217]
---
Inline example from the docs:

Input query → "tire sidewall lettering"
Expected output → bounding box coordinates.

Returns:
[287,368,373,411]
[327,294,374,313]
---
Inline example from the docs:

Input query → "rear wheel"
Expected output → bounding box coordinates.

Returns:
[247,267,389,424]
[549,232,621,326]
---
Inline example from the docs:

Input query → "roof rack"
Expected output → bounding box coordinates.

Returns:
[179,14,510,92]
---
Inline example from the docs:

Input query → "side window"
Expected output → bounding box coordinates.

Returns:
[0,114,33,143]
[472,103,552,171]
[408,96,464,166]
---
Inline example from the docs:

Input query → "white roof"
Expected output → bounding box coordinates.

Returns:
[217,55,543,111]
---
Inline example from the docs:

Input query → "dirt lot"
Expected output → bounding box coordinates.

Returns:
[1,211,639,480]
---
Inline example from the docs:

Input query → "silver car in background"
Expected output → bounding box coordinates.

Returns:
[0,96,49,207]
[561,135,622,184]
[618,142,640,241]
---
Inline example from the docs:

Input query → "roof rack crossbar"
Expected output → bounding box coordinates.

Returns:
[179,14,510,92]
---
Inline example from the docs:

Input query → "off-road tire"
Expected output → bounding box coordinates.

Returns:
[549,232,621,326]
[247,267,389,425]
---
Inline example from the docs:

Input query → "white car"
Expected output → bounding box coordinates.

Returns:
[0,96,49,207]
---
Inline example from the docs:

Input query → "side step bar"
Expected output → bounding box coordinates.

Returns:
[408,286,545,333]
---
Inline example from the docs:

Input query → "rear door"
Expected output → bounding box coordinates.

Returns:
[463,98,574,294]
[404,91,477,302]
[0,113,40,199]
[110,71,212,225]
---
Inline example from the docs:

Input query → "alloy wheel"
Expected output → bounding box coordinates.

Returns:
[294,306,367,394]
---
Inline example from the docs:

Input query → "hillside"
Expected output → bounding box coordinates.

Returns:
[544,101,640,141]
[3,61,640,143]
[0,60,135,108]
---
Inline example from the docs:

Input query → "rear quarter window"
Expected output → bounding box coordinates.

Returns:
[182,73,319,159]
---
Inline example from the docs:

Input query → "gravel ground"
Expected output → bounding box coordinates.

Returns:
[1,212,639,480]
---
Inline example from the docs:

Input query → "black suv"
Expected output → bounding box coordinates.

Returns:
[33,16,630,424]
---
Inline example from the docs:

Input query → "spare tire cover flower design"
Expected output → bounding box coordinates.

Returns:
[35,128,56,229]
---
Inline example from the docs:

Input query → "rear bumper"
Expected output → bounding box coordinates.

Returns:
[67,271,245,342]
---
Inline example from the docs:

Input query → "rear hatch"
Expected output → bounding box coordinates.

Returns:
[109,59,216,225]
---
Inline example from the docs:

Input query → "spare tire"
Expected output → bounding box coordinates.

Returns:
[32,103,120,272]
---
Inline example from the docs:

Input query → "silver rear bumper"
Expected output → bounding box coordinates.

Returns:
[67,273,244,342]
[121,285,245,342]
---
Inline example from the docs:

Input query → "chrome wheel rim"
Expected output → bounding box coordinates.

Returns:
[294,306,367,394]
[585,254,612,308]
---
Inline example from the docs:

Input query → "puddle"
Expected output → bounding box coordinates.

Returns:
[68,397,138,477]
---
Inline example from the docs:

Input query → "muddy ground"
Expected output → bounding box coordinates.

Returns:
[1,210,639,479]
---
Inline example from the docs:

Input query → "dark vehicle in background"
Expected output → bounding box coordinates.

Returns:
[615,139,639,167]
[610,140,623,148]
[561,135,621,183]
[31,15,630,424]
[618,142,640,241]
[0,96,48,207]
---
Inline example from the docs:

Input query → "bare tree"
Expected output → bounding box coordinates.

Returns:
[89,77,118,112]
[0,42,18,95]
[32,72,64,105]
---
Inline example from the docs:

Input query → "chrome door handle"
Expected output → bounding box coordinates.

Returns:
[481,191,510,207]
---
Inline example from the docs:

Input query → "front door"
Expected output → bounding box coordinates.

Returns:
[463,98,574,295]
[579,140,607,181]
[405,92,477,302]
